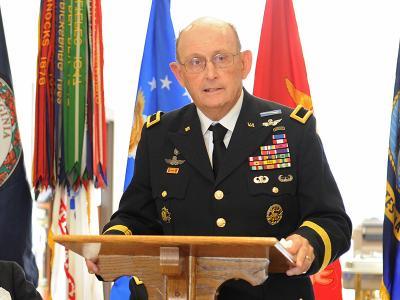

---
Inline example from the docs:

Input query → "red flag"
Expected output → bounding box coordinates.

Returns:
[254,0,312,110]
[311,260,343,299]
[253,1,342,299]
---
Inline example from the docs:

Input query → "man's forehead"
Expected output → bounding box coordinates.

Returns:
[180,23,232,39]
[182,17,230,32]
[179,44,235,62]
[175,18,241,61]
[178,25,236,53]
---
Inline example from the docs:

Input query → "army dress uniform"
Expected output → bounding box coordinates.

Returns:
[103,89,352,299]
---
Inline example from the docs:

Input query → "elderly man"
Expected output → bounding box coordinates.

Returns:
[88,17,351,299]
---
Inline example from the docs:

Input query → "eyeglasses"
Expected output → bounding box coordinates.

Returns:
[181,52,240,74]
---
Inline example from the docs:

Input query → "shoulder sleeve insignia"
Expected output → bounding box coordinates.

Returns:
[146,111,164,128]
[290,105,313,124]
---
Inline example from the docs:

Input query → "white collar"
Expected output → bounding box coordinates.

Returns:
[197,89,244,135]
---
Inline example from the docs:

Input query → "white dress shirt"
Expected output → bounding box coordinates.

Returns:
[197,90,244,166]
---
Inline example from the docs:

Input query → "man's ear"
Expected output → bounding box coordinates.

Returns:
[240,50,252,79]
[170,62,186,88]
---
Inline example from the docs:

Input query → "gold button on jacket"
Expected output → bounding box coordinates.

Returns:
[214,190,224,200]
[216,218,226,228]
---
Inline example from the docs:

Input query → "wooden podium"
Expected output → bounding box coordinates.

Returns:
[54,235,294,300]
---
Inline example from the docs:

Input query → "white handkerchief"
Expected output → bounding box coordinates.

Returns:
[279,238,293,249]
[0,287,11,300]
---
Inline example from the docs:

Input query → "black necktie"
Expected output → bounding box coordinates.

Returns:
[210,123,228,178]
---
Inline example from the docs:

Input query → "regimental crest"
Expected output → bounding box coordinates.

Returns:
[0,78,21,187]
[161,206,171,223]
[266,204,283,225]
[165,148,185,166]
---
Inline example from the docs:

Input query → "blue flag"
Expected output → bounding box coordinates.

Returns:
[382,43,400,299]
[111,0,190,298]
[0,9,38,285]
[123,0,190,191]
[135,0,189,114]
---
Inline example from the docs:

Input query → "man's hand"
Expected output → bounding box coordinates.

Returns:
[85,258,100,274]
[285,234,315,276]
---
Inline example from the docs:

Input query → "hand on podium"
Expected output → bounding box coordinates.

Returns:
[85,257,99,274]
[284,234,315,276]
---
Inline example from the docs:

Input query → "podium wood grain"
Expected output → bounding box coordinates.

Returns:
[54,235,292,299]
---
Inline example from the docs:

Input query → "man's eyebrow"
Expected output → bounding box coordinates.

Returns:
[185,50,231,59]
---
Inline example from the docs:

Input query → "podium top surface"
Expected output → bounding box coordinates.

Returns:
[54,235,293,273]
[54,235,277,258]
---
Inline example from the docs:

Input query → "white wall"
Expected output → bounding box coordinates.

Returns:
[1,0,398,233]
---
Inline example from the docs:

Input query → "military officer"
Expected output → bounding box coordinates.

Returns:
[87,17,351,299]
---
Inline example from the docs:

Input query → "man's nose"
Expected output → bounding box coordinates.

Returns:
[204,60,218,79]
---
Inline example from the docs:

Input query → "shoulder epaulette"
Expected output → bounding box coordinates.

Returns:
[146,111,164,128]
[290,105,313,124]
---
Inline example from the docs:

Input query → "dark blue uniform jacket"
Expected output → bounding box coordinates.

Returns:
[104,89,352,299]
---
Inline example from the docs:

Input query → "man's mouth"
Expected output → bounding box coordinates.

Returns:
[203,88,223,93]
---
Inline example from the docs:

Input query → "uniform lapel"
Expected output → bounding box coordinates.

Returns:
[168,105,214,182]
[216,92,275,185]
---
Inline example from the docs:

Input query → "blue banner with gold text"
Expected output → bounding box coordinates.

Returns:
[382,43,400,300]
